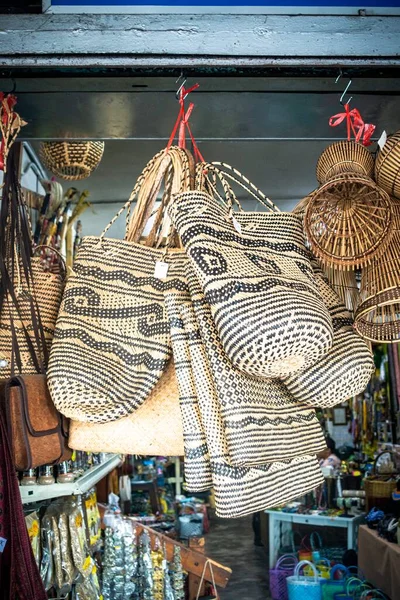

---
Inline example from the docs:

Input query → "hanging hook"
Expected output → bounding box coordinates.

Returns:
[175,72,187,100]
[340,79,353,106]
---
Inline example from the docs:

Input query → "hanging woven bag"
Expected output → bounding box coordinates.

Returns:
[47,147,193,423]
[168,163,333,379]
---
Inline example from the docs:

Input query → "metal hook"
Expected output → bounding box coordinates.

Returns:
[335,72,352,106]
[175,72,187,100]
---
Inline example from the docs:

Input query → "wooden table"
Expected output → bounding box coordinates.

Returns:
[359,525,399,600]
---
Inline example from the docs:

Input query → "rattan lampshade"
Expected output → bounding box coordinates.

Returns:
[375,130,400,199]
[316,140,375,184]
[304,173,393,270]
[355,198,400,343]
[40,141,105,180]
[292,190,316,217]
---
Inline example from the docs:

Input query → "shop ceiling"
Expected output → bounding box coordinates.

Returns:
[1,12,400,208]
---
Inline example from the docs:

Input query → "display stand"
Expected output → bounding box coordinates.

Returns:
[20,454,122,504]
[266,509,365,568]
[358,524,400,600]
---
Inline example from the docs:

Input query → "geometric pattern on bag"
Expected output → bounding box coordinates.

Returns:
[170,192,334,379]
[164,262,324,518]
[283,262,374,408]
[48,241,189,423]
[68,358,184,456]
[185,258,326,467]
[0,256,65,378]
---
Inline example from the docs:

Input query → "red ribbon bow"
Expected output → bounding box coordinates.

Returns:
[329,103,376,147]
[166,83,205,163]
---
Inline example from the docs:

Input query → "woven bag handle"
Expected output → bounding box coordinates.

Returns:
[195,162,241,210]
[300,535,312,551]
[360,591,387,599]
[274,554,298,570]
[295,560,318,582]
[211,161,280,212]
[195,559,219,600]
[310,531,323,551]
[346,577,365,594]
[372,451,395,476]
[33,244,67,279]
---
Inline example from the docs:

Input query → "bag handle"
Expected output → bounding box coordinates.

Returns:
[373,451,395,475]
[210,161,280,212]
[299,535,312,551]
[196,162,242,211]
[310,531,323,551]
[345,577,365,594]
[295,560,318,582]
[330,564,349,580]
[274,554,298,570]
[195,559,219,600]
[360,591,387,599]
[34,244,67,280]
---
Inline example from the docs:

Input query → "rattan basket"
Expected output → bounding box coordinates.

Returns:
[316,140,375,184]
[375,130,400,199]
[292,190,316,217]
[355,197,400,342]
[304,173,393,270]
[324,266,360,317]
[40,141,105,180]
[364,451,398,512]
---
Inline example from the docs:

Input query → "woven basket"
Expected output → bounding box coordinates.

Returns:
[355,197,400,342]
[292,191,316,218]
[270,554,298,600]
[304,173,393,270]
[324,267,360,317]
[316,141,374,184]
[364,452,398,512]
[68,359,184,456]
[40,141,105,180]
[375,130,400,199]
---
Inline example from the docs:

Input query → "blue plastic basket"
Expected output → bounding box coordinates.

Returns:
[287,560,323,600]
[321,564,349,600]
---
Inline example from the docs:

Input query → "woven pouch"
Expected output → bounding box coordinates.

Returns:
[169,190,333,378]
[185,254,326,467]
[48,147,193,423]
[283,263,374,408]
[68,359,184,455]
[163,257,324,518]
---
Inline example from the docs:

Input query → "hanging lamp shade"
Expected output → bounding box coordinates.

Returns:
[375,130,400,199]
[40,141,105,180]
[355,198,400,343]
[316,140,375,184]
[304,173,393,270]
[324,266,360,317]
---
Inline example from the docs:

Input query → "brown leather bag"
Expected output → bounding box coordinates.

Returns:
[3,374,71,471]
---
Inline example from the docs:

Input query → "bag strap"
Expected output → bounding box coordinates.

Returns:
[330,564,349,580]
[274,554,298,570]
[195,559,219,600]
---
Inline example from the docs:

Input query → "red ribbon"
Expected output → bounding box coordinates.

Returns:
[166,83,205,163]
[329,103,376,147]
[0,93,18,171]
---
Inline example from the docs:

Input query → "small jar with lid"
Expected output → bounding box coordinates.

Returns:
[38,465,55,485]
[56,461,75,484]
[20,469,37,486]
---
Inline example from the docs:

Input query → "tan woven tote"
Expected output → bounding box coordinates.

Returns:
[0,250,65,378]
[168,182,333,379]
[185,244,326,467]
[355,198,400,343]
[283,262,374,408]
[68,359,184,455]
[48,147,193,423]
[163,258,323,518]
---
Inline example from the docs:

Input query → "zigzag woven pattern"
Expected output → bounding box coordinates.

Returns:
[164,258,323,518]
[48,239,188,423]
[185,259,326,467]
[169,192,334,378]
[283,262,374,408]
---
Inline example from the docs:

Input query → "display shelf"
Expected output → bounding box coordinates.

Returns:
[20,454,122,504]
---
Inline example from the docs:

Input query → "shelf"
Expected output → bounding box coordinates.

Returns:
[20,454,122,504]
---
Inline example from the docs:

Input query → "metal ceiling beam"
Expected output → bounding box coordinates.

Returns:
[0,14,399,67]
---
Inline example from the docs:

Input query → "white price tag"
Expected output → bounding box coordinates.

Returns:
[154,261,169,279]
[378,130,387,150]
[232,216,242,234]
[0,537,7,553]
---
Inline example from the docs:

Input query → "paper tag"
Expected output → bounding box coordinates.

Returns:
[0,537,7,553]
[154,261,169,279]
[232,216,242,234]
[378,130,387,150]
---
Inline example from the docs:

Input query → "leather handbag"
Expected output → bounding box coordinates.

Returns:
[2,374,71,471]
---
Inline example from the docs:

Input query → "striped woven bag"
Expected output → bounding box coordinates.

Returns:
[283,262,374,408]
[48,147,193,423]
[163,256,323,518]
[169,164,333,379]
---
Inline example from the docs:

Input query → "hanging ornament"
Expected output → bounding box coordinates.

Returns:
[171,545,185,600]
[138,531,153,600]
[163,543,175,600]
[151,536,165,600]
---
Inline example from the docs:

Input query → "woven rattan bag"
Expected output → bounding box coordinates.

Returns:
[282,262,374,408]
[169,183,333,379]
[68,359,184,455]
[163,258,323,518]
[48,147,193,423]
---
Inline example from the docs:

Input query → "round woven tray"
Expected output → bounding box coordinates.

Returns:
[316,140,375,184]
[304,173,393,270]
[40,141,105,180]
[355,197,400,342]
[375,130,400,199]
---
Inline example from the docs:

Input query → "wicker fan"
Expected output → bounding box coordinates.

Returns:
[40,141,105,180]
[324,266,360,317]
[304,173,393,270]
[375,130,400,199]
[355,198,400,343]
[316,140,375,184]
